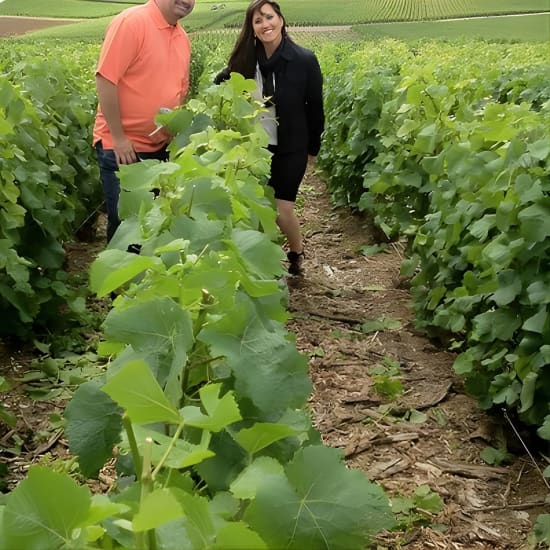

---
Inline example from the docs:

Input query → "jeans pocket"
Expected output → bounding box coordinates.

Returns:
[95,141,118,172]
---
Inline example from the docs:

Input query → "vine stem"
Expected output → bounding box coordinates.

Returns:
[152,422,185,479]
[123,413,142,477]
[182,288,214,399]
[136,437,154,550]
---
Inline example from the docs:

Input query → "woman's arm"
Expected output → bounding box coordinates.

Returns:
[304,54,325,157]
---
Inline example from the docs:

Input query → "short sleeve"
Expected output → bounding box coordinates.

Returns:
[96,13,142,84]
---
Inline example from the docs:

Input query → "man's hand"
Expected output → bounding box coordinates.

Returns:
[113,136,138,165]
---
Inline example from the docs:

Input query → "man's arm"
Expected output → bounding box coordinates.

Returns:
[96,74,137,164]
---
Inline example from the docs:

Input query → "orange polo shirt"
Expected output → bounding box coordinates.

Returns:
[93,0,191,152]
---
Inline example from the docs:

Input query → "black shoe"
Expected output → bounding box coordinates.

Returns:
[287,250,305,276]
[127,243,142,254]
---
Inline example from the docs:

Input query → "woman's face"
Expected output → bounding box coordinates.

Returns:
[252,3,284,51]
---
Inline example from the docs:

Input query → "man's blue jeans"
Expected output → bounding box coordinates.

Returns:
[95,141,168,242]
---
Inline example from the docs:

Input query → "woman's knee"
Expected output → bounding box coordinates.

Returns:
[276,199,295,216]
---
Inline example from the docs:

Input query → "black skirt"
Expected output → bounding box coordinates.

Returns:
[267,145,308,202]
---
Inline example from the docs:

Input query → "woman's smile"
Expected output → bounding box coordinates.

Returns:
[252,4,283,53]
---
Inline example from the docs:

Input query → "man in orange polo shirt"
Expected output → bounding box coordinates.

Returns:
[93,0,195,242]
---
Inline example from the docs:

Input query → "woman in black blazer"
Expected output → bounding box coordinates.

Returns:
[215,0,324,275]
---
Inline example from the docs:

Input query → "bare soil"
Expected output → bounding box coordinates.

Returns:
[0,16,82,37]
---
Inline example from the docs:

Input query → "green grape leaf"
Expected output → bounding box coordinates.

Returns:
[171,216,225,255]
[119,159,179,192]
[195,430,250,492]
[133,488,184,532]
[534,514,550,544]
[522,307,547,334]
[492,269,522,306]
[132,425,215,469]
[213,522,268,549]
[87,494,130,525]
[518,202,550,243]
[480,446,512,466]
[537,415,550,440]
[90,249,159,297]
[244,445,395,549]
[233,422,299,455]
[103,297,193,404]
[527,281,550,305]
[64,380,122,478]
[169,111,212,151]
[180,384,242,432]
[181,176,234,220]
[519,371,538,413]
[472,309,521,343]
[103,360,181,425]
[176,491,216,549]
[230,456,285,500]
[413,485,444,513]
[0,405,16,428]
[199,302,311,416]
[2,467,90,550]
[225,228,286,279]
[360,317,402,333]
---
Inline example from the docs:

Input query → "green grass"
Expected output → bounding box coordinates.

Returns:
[7,9,244,41]
[14,12,550,45]
[0,0,138,18]
[275,0,550,25]
[182,3,249,31]
[357,13,550,42]
[16,17,114,41]
[3,0,549,43]
[2,0,549,24]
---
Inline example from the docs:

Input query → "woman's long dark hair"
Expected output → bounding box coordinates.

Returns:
[227,0,287,79]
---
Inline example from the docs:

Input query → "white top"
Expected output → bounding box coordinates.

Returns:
[253,65,278,146]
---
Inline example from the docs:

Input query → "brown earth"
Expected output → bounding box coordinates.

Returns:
[0,16,82,37]
[1,168,549,548]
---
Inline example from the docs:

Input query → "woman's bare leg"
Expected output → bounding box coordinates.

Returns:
[275,198,302,253]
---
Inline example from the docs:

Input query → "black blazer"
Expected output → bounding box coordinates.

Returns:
[215,38,325,156]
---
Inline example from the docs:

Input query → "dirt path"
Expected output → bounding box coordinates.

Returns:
[287,169,548,549]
